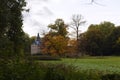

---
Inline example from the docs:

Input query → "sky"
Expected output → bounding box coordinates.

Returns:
[22,0,120,37]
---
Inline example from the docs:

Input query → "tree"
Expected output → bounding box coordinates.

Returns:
[42,35,68,56]
[98,22,115,55]
[79,28,103,56]
[0,0,26,56]
[0,0,10,37]
[7,0,26,55]
[78,21,116,56]
[30,36,37,44]
[66,39,78,57]
[70,14,86,41]
[108,26,120,55]
[113,37,120,55]
[69,14,86,56]
[22,33,31,54]
[48,19,68,38]
[42,19,69,56]
[0,37,14,59]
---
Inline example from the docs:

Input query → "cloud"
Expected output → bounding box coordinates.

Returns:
[43,6,53,15]
[41,0,49,2]
[24,0,120,37]
[34,7,53,17]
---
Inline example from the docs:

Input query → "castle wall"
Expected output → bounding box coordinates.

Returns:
[31,44,40,55]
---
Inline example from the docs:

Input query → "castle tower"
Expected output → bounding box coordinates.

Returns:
[37,33,40,41]
[35,33,41,46]
[31,33,41,55]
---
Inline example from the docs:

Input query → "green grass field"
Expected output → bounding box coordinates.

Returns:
[39,56,120,74]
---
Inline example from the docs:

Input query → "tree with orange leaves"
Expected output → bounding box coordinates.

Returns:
[41,19,69,56]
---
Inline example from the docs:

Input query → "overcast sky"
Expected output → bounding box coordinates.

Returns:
[22,0,120,37]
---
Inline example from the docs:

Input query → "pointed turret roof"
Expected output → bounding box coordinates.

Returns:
[36,33,40,41]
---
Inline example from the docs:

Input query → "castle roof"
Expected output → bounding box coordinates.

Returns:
[32,33,41,46]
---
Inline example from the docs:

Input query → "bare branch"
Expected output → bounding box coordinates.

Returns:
[69,25,77,32]
[84,0,105,6]
[93,1,105,6]
[70,14,86,41]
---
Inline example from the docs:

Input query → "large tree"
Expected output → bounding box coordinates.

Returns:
[42,19,69,56]
[70,14,86,56]
[0,0,26,56]
[79,21,116,56]
[42,35,68,56]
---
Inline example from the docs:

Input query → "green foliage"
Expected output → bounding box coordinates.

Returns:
[48,19,68,38]
[38,57,120,79]
[82,29,103,55]
[0,57,120,80]
[0,37,14,58]
[35,63,102,80]
[6,0,26,54]
[30,36,36,44]
[108,26,120,55]
[0,0,26,55]
[101,74,120,80]
[40,57,120,74]
[0,59,44,80]
[22,33,31,54]
[30,55,61,60]
[79,21,120,56]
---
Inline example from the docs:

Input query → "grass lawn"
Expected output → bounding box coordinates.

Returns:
[38,56,120,74]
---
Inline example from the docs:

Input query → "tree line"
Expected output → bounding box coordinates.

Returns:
[79,22,120,56]
[0,0,120,57]
[40,19,120,57]
[1,0,120,80]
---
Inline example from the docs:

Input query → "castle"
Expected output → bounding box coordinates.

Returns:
[31,33,41,55]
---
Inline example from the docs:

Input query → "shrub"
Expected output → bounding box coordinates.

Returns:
[30,55,61,60]
[0,59,44,80]
[101,74,120,80]
[0,59,120,80]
